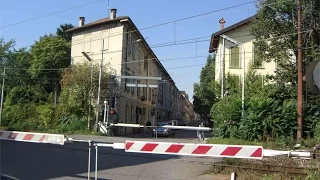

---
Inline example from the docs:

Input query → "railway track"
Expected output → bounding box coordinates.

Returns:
[212,163,319,176]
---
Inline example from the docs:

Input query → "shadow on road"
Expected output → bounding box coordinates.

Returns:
[71,174,110,180]
[0,140,182,180]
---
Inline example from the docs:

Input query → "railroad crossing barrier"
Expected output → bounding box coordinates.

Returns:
[100,122,212,130]
[0,130,65,145]
[0,130,318,180]
[99,121,212,137]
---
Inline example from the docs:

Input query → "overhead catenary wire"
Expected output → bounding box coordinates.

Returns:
[0,0,107,29]
[2,43,316,73]
[1,25,316,64]
[0,0,291,56]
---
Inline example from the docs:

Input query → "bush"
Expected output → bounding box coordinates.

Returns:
[210,94,242,138]
[211,93,298,141]
[54,116,88,133]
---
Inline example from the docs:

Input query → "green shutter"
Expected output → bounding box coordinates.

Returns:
[230,47,239,67]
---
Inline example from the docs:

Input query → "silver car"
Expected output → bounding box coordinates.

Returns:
[153,122,172,137]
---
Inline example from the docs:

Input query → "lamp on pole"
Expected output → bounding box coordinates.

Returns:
[219,35,244,116]
[82,52,93,130]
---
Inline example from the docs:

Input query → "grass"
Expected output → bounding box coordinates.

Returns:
[208,157,320,180]
[207,137,320,180]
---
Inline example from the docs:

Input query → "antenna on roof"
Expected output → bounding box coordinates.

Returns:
[108,0,110,18]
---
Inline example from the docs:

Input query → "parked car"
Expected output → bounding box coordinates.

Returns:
[153,122,175,137]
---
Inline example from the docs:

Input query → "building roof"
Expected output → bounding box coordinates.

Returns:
[208,15,256,53]
[66,16,175,85]
[66,16,129,33]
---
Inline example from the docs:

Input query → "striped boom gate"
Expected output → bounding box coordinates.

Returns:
[123,141,263,159]
[0,130,65,145]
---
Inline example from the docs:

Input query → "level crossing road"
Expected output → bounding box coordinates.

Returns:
[1,131,220,180]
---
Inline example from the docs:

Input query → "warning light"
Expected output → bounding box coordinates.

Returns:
[109,108,116,115]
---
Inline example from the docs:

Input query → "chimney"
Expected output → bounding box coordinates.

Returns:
[79,17,85,27]
[110,8,117,19]
[219,18,226,30]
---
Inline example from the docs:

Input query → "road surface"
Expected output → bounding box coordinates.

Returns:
[1,130,220,180]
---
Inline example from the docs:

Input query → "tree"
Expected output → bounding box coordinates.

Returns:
[29,35,71,93]
[56,24,75,42]
[193,55,218,121]
[251,0,320,137]
[59,63,120,127]
[251,0,320,85]
[4,48,31,88]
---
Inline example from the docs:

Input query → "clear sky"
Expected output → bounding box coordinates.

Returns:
[0,0,257,102]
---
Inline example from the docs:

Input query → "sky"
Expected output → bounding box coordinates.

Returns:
[0,0,258,102]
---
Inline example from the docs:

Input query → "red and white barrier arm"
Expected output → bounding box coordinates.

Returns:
[0,130,65,145]
[95,141,263,159]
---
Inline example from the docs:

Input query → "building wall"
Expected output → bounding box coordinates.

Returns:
[70,23,124,74]
[69,18,192,134]
[215,24,278,83]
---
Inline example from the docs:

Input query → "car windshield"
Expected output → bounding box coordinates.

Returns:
[157,122,168,126]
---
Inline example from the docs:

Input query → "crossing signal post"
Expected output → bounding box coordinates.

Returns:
[102,75,161,135]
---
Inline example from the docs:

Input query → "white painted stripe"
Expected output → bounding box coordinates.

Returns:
[235,147,258,158]
[206,145,229,156]
[127,141,146,152]
[177,144,194,154]
[153,143,171,153]
[15,133,26,140]
[32,134,43,141]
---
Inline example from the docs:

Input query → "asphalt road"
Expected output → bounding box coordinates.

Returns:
[1,130,220,180]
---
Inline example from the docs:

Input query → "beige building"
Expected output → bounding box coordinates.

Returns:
[208,15,284,87]
[66,9,188,134]
[180,91,195,123]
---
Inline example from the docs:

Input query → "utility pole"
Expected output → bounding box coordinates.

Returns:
[95,39,104,131]
[89,60,93,130]
[0,66,5,126]
[108,75,115,127]
[297,0,304,139]
[221,38,225,98]
[242,48,245,117]
[81,52,94,130]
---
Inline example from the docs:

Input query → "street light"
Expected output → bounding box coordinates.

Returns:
[219,35,245,116]
[82,52,93,130]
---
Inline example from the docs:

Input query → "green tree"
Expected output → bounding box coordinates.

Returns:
[29,35,71,93]
[4,48,31,88]
[56,23,75,42]
[251,0,320,138]
[193,55,218,122]
[58,63,120,128]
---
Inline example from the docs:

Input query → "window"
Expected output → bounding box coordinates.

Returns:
[125,106,128,123]
[131,79,135,94]
[143,86,147,98]
[148,88,151,101]
[132,38,136,59]
[144,55,148,69]
[130,106,133,122]
[253,46,264,68]
[137,80,140,96]
[128,33,132,55]
[230,47,240,68]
